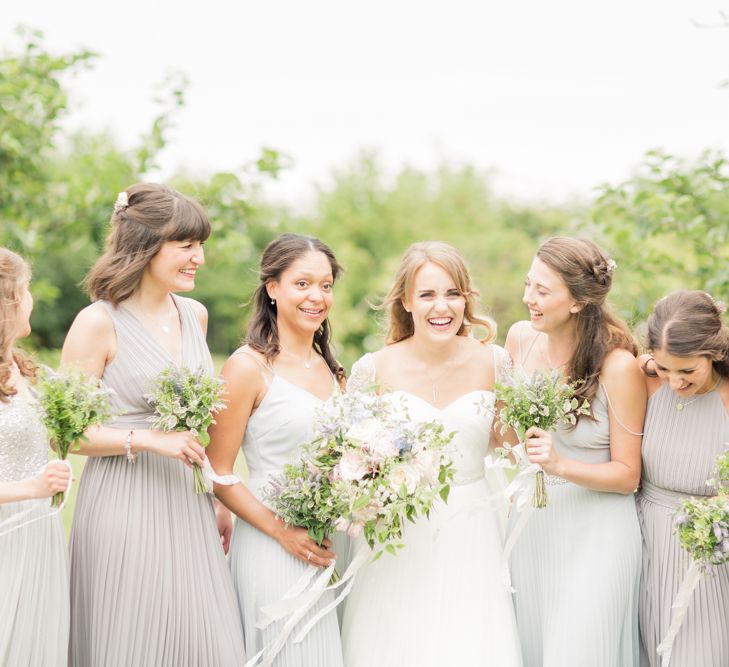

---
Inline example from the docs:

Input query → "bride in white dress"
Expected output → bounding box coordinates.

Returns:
[341,241,522,667]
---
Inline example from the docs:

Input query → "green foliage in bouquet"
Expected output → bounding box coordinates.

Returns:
[36,366,115,507]
[495,369,590,508]
[264,390,454,559]
[675,447,729,566]
[145,366,226,494]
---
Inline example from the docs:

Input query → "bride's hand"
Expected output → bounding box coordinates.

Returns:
[274,523,336,568]
[525,427,562,476]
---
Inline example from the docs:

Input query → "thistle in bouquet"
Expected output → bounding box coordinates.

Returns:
[264,389,455,562]
[676,446,729,566]
[494,369,590,508]
[145,366,226,493]
[36,366,116,507]
[655,446,729,665]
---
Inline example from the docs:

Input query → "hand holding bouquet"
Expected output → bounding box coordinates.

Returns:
[494,369,590,508]
[36,366,115,507]
[265,389,454,558]
[145,366,226,493]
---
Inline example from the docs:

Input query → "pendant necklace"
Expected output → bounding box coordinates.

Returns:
[127,297,176,335]
[422,362,451,404]
[676,375,722,412]
[281,346,314,369]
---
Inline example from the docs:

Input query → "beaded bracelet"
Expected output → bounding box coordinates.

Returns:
[124,430,137,463]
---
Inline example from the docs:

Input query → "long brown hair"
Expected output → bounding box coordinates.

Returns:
[0,248,37,401]
[644,290,729,379]
[382,241,496,345]
[246,233,345,382]
[536,237,636,408]
[85,183,211,304]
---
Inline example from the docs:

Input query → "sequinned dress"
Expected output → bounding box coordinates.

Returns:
[0,389,69,666]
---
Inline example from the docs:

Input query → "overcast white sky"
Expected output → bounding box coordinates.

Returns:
[4,0,729,205]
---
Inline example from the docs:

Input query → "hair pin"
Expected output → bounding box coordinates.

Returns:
[113,191,129,214]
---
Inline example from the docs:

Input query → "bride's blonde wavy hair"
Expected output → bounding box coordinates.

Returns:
[0,248,37,401]
[382,241,496,344]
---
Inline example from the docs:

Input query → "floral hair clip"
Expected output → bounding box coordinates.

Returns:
[605,258,617,276]
[113,191,129,214]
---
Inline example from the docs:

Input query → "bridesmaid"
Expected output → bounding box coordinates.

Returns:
[207,233,345,666]
[61,184,246,666]
[637,291,729,667]
[0,248,71,666]
[505,236,646,667]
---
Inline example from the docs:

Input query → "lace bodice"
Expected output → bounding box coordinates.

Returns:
[0,394,48,483]
[347,345,511,484]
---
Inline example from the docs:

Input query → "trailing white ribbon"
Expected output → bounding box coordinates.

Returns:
[656,559,704,667]
[0,459,73,537]
[244,544,373,667]
[485,445,542,591]
[201,457,241,487]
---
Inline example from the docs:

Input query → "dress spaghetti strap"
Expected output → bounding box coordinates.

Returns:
[600,382,644,436]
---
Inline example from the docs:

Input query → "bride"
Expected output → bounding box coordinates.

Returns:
[341,241,522,666]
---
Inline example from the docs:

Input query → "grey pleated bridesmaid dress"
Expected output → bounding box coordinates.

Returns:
[0,388,69,666]
[69,295,245,666]
[637,382,729,667]
[509,336,642,666]
[228,350,344,667]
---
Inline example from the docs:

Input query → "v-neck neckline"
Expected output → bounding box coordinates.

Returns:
[118,293,185,367]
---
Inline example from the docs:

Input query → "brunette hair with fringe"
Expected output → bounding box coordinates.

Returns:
[85,183,211,305]
[0,248,38,401]
[536,237,636,411]
[382,241,496,345]
[246,233,345,382]
[644,290,729,379]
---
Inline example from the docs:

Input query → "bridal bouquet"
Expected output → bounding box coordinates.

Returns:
[36,366,116,507]
[494,369,590,508]
[264,389,454,557]
[657,447,729,666]
[145,366,226,493]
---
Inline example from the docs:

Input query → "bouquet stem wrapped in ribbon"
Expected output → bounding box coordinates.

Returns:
[494,369,590,509]
[656,446,729,667]
[36,366,115,507]
[145,366,227,493]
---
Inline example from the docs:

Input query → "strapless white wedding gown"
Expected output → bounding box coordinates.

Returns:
[340,348,522,667]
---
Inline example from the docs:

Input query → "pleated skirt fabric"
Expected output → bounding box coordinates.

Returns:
[510,483,641,667]
[229,515,344,667]
[637,491,729,667]
[636,384,729,667]
[0,500,69,666]
[69,452,246,667]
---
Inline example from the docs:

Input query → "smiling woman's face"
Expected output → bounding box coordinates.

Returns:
[403,261,465,342]
[651,348,717,397]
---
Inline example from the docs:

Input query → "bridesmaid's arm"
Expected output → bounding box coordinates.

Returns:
[526,349,645,494]
[0,462,70,503]
[207,352,336,568]
[59,304,206,465]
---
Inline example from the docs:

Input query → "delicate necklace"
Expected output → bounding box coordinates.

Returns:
[675,375,722,411]
[421,362,451,404]
[545,340,570,371]
[127,298,176,335]
[281,346,315,369]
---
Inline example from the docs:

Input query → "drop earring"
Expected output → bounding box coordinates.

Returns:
[270,298,276,305]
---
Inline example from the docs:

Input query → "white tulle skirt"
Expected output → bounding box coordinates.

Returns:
[341,475,522,667]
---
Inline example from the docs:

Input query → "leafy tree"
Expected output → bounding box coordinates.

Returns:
[591,149,729,323]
